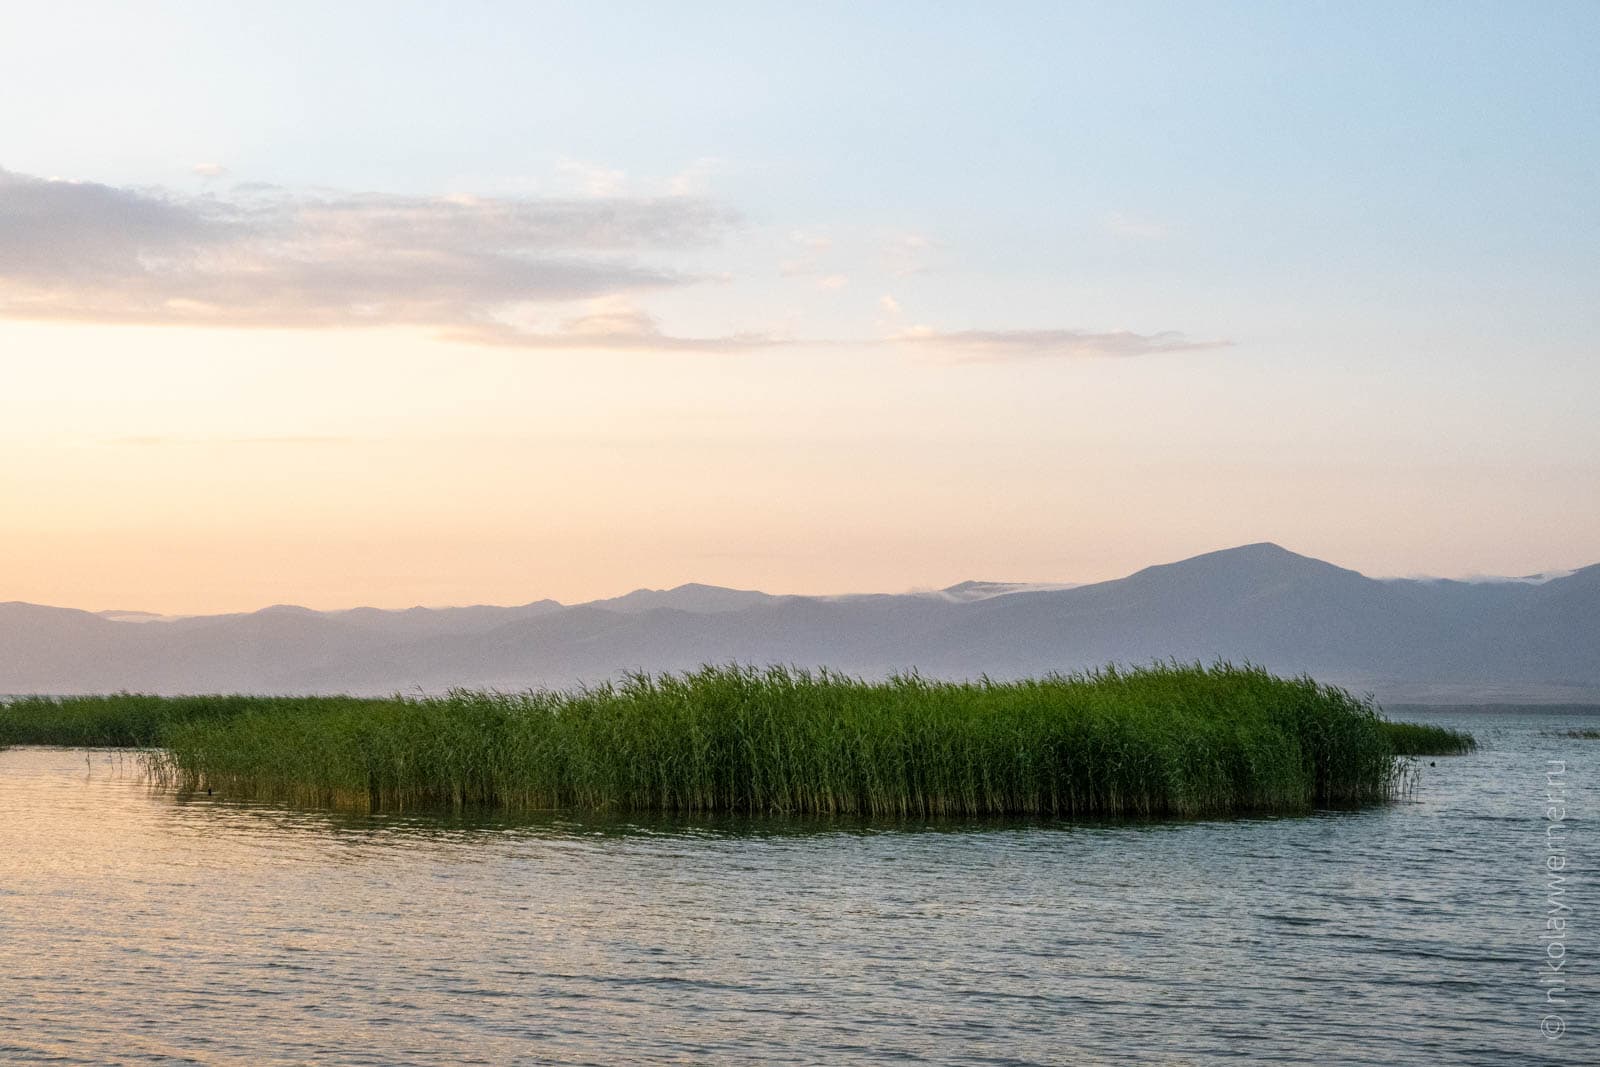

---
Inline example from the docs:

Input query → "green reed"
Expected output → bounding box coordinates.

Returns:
[0,693,396,748]
[113,663,1450,818]
[1378,720,1477,756]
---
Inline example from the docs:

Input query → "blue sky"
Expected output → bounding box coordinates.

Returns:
[2,2,1596,610]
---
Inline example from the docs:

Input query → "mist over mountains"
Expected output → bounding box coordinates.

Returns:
[4,544,1596,703]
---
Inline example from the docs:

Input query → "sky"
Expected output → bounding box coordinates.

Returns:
[3,1,1597,613]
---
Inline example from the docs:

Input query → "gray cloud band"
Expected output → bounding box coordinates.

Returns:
[890,327,1230,361]
[0,167,725,332]
[0,168,1226,358]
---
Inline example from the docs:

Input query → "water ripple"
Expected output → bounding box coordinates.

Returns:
[2,710,1595,1064]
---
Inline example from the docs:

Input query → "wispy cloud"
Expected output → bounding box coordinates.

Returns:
[668,157,724,196]
[790,230,833,251]
[0,166,742,346]
[440,297,782,352]
[0,168,1223,361]
[883,232,938,276]
[778,229,836,278]
[554,156,628,197]
[890,326,1228,362]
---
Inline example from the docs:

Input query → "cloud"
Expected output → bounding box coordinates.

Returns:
[890,325,1228,362]
[191,162,228,178]
[668,157,724,196]
[554,157,627,197]
[779,229,837,278]
[0,168,1225,361]
[0,166,742,345]
[440,297,782,353]
[789,230,833,251]
[883,232,938,275]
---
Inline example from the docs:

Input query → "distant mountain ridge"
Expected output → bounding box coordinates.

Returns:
[3,543,1596,702]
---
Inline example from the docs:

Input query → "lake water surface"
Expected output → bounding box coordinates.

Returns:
[1,709,1593,1065]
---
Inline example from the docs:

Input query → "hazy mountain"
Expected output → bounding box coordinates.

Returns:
[586,583,778,615]
[329,600,565,637]
[3,543,1596,702]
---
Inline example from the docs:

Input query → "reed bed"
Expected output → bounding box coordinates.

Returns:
[116,663,1441,818]
[0,694,395,748]
[1378,721,1478,756]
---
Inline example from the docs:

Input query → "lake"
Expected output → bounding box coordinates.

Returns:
[1,709,1591,1065]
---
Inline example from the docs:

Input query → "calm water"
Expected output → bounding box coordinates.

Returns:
[1,710,1593,1065]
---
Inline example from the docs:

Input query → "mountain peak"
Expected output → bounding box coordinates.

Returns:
[1127,542,1370,590]
[1209,541,1298,559]
[588,583,775,615]
[256,604,320,616]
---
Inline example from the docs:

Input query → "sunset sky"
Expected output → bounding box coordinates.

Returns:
[4,2,1597,614]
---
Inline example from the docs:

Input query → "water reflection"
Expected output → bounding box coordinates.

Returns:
[165,787,1301,845]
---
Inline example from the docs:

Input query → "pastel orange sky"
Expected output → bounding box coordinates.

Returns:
[6,316,1594,615]
[4,5,1597,613]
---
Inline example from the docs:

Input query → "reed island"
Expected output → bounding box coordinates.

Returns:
[1,663,1474,818]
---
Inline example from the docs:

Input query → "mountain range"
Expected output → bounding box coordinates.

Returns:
[3,544,1596,703]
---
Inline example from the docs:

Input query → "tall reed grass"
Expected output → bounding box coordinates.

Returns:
[0,694,395,748]
[120,663,1434,818]
[1378,720,1477,756]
